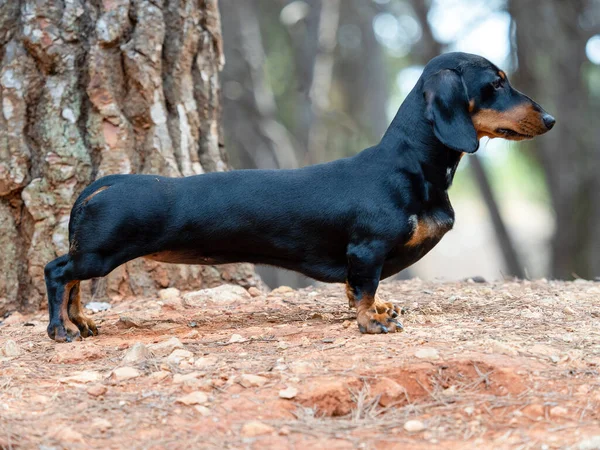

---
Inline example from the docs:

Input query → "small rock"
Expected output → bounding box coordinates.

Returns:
[279,386,298,399]
[91,418,112,432]
[415,348,439,360]
[194,405,211,416]
[279,426,291,436]
[248,287,262,297]
[371,377,406,407]
[2,312,25,325]
[194,356,218,369]
[167,349,194,364]
[464,406,475,416]
[239,374,268,388]
[172,372,200,384]
[122,342,151,364]
[50,426,84,443]
[149,370,171,382]
[2,340,21,357]
[176,391,208,405]
[269,286,294,296]
[563,306,576,315]
[240,421,275,437]
[183,284,250,307]
[111,366,140,381]
[489,340,519,356]
[87,384,107,397]
[297,379,353,416]
[117,313,160,329]
[277,341,289,350]
[550,406,569,418]
[30,394,50,404]
[85,302,111,313]
[159,287,181,301]
[228,334,246,344]
[59,371,102,384]
[342,320,353,329]
[403,420,426,432]
[149,337,184,357]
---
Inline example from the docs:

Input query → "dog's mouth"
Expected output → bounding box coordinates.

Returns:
[495,128,534,140]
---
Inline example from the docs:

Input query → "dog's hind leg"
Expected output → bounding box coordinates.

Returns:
[44,255,82,342]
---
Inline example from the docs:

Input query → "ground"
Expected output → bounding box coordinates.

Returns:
[1,279,599,449]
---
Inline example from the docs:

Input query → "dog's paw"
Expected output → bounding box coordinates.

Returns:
[47,320,82,343]
[357,308,403,334]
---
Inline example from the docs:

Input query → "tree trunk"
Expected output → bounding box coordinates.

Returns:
[0,0,257,315]
[509,0,600,279]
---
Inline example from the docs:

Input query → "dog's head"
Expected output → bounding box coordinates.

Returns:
[421,52,555,153]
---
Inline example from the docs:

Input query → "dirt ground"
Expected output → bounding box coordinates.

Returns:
[1,279,600,449]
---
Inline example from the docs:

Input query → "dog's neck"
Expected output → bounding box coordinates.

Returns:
[380,91,466,192]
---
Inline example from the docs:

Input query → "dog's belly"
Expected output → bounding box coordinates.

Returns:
[382,211,454,278]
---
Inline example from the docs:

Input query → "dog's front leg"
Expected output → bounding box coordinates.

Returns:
[346,242,403,334]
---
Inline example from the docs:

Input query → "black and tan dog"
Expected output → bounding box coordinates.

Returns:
[44,52,555,342]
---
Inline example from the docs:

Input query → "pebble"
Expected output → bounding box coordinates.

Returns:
[371,377,406,407]
[149,370,171,382]
[563,306,576,315]
[239,374,268,388]
[167,349,194,364]
[50,426,84,443]
[404,420,426,432]
[240,421,275,437]
[172,372,200,384]
[85,302,111,313]
[550,406,569,418]
[278,386,298,399]
[91,418,112,432]
[176,391,208,405]
[269,286,294,296]
[183,285,250,307]
[59,371,102,384]
[122,342,151,364]
[87,384,107,397]
[149,337,184,357]
[415,348,440,360]
[194,405,211,416]
[194,356,218,369]
[228,334,246,344]
[159,287,181,301]
[248,287,262,297]
[111,366,141,381]
[2,340,21,357]
[2,312,25,325]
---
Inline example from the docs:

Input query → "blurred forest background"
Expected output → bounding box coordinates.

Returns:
[219,0,600,287]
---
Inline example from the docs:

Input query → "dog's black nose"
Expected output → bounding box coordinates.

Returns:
[542,113,556,130]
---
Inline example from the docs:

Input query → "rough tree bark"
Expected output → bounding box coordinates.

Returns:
[0,0,257,315]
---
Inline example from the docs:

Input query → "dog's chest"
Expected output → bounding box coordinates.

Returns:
[405,210,454,248]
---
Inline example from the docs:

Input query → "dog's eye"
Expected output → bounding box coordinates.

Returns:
[491,78,503,90]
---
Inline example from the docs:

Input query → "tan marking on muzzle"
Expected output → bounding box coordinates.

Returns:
[472,103,547,141]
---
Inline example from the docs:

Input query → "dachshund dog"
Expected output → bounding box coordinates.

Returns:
[44,52,555,342]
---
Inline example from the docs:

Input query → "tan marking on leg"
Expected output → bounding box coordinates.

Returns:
[60,281,81,340]
[68,282,98,338]
[346,282,357,309]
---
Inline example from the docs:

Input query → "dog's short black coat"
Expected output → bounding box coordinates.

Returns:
[44,52,555,341]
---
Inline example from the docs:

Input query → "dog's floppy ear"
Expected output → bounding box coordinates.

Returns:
[423,69,479,153]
